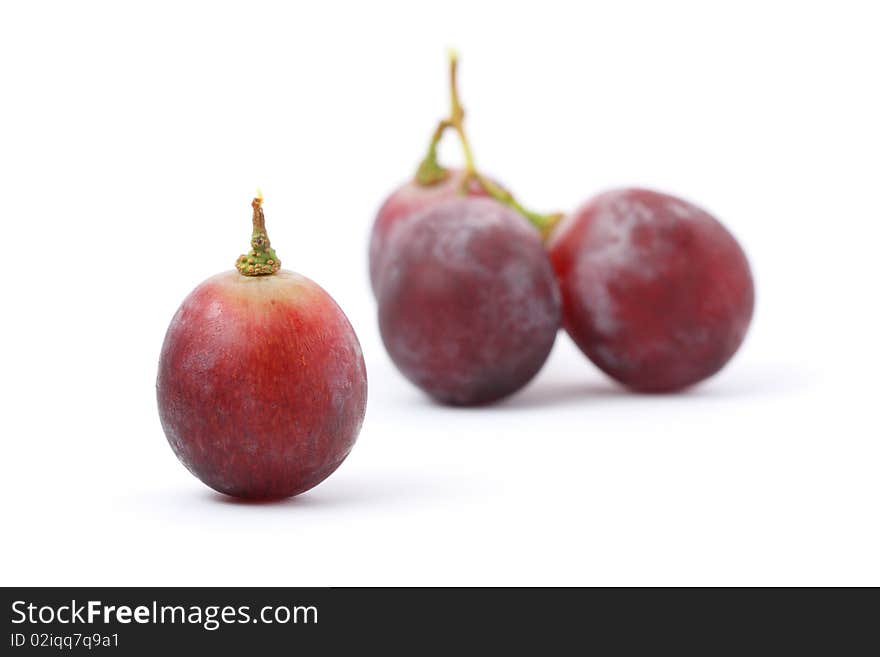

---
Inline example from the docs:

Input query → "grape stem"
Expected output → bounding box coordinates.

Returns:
[235,194,281,276]
[415,118,453,185]
[413,51,562,239]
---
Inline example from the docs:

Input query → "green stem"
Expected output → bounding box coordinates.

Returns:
[235,194,281,276]
[446,51,562,239]
[448,50,477,176]
[414,119,453,185]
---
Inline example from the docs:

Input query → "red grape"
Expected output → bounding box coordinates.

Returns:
[157,198,367,499]
[549,188,754,391]
[378,197,560,405]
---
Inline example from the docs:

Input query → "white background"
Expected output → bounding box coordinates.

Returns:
[1,1,878,586]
